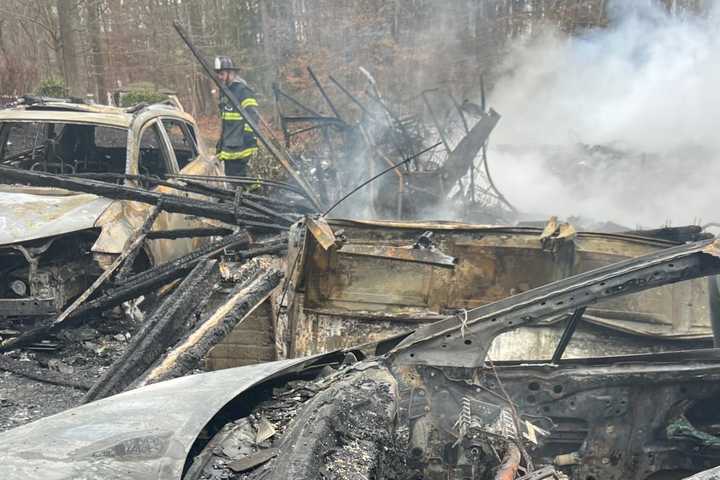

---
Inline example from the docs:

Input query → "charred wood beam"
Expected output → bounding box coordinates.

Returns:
[82,260,221,403]
[73,173,313,217]
[235,191,295,225]
[166,173,315,203]
[96,238,285,315]
[0,354,92,391]
[0,166,285,230]
[168,177,235,200]
[109,231,258,289]
[173,177,313,217]
[75,172,237,203]
[146,227,233,240]
[135,266,283,387]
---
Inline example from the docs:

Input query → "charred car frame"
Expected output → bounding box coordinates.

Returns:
[0,98,222,319]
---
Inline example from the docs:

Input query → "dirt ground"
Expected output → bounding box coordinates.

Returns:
[0,312,138,432]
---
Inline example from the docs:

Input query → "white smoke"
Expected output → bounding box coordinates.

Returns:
[489,1,720,228]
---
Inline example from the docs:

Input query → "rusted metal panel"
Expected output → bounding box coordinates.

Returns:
[291,305,440,356]
[289,219,715,357]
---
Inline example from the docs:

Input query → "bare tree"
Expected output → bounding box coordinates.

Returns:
[57,0,82,96]
[85,0,108,103]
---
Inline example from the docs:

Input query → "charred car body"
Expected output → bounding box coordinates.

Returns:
[2,235,720,479]
[0,97,222,319]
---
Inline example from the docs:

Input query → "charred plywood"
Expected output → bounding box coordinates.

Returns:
[288,218,716,357]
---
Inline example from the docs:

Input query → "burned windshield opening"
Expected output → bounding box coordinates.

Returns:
[0,121,127,175]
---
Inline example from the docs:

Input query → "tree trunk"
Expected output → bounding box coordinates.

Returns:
[57,0,81,97]
[188,0,213,116]
[86,0,108,104]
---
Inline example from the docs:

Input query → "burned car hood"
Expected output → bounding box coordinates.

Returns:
[0,356,323,480]
[0,187,112,245]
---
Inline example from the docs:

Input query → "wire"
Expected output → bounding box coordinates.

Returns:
[321,142,442,217]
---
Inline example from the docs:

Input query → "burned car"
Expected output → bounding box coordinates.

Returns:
[0,97,223,319]
[2,237,720,479]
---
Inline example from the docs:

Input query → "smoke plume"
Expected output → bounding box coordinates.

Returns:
[489,1,720,228]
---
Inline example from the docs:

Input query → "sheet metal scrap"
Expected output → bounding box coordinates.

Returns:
[287,219,718,360]
[391,238,720,368]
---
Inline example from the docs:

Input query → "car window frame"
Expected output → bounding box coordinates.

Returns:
[133,118,179,176]
[1,120,130,174]
[158,117,200,170]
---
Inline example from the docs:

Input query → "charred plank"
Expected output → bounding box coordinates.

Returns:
[135,265,283,386]
[82,259,221,403]
[0,166,284,229]
[145,227,233,240]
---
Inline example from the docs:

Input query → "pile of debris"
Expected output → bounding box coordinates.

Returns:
[0,163,312,428]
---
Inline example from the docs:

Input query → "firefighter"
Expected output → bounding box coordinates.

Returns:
[213,55,260,177]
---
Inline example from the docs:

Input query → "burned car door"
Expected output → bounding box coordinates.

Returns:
[92,118,220,266]
[156,118,224,255]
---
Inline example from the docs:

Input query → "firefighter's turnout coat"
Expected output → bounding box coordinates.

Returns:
[218,78,259,161]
